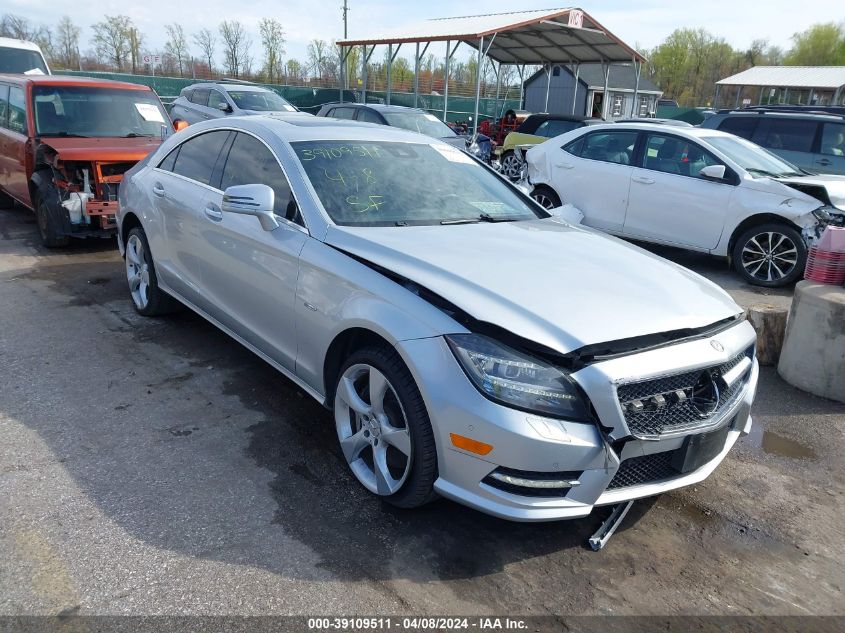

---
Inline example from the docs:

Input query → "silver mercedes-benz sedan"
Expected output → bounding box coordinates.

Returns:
[117,115,759,521]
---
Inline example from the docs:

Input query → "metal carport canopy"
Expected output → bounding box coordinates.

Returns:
[337,8,645,65]
[337,8,646,127]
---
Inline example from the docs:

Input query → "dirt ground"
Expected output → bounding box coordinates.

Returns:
[1,203,843,617]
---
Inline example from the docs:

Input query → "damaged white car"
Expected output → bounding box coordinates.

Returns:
[526,124,845,286]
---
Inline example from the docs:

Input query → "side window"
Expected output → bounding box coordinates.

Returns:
[171,131,230,185]
[220,132,298,222]
[0,85,8,128]
[331,107,356,120]
[762,119,818,153]
[820,122,845,157]
[562,136,585,156]
[717,116,758,140]
[157,146,180,172]
[545,120,580,137]
[8,86,27,134]
[574,131,638,165]
[207,90,227,110]
[643,134,722,178]
[534,120,550,137]
[190,88,210,106]
[182,89,193,102]
[356,109,383,124]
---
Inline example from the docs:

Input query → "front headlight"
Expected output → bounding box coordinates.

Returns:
[446,333,590,420]
[813,206,845,226]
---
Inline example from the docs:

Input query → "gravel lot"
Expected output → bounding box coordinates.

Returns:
[1,203,843,616]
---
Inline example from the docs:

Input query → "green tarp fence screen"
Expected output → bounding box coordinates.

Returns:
[62,71,521,123]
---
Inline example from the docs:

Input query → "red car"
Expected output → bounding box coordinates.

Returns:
[0,75,173,246]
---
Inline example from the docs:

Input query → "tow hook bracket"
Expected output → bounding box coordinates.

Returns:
[588,500,634,551]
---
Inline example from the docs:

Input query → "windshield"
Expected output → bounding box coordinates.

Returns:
[0,46,48,74]
[33,86,171,138]
[292,140,545,227]
[228,89,296,112]
[382,112,456,138]
[706,135,803,177]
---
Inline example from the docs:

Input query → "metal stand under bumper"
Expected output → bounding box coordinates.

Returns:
[588,500,634,551]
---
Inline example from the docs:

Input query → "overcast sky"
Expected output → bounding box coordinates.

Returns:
[7,0,844,65]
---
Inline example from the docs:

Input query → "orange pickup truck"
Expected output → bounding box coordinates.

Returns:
[0,75,173,247]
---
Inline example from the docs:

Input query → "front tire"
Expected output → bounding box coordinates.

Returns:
[499,150,523,180]
[35,193,70,248]
[732,223,806,287]
[333,345,437,509]
[125,227,180,316]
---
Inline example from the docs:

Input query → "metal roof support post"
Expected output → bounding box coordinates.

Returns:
[714,84,721,109]
[835,85,843,105]
[784,87,789,104]
[361,45,370,104]
[517,65,525,110]
[493,62,502,120]
[571,62,580,115]
[735,85,742,108]
[413,42,420,108]
[443,40,452,121]
[339,45,345,103]
[759,86,765,105]
[808,88,815,105]
[544,64,552,112]
[602,62,610,120]
[473,36,484,134]
[386,44,393,105]
[631,59,641,117]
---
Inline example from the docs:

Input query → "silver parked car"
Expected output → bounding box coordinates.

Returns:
[169,82,301,126]
[117,116,759,521]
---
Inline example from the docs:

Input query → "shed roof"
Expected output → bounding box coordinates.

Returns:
[525,63,661,93]
[716,66,845,89]
[338,8,645,65]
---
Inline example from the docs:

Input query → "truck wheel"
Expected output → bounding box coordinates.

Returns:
[35,193,70,248]
[732,223,806,287]
[333,344,438,509]
[125,227,180,316]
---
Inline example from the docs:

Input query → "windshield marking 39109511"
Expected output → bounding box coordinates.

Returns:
[292,140,543,227]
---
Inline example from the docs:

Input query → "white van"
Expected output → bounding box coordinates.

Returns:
[0,37,50,75]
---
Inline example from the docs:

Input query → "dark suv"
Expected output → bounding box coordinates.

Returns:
[701,109,845,175]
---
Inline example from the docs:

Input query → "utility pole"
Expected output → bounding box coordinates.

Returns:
[341,0,350,99]
[342,0,349,38]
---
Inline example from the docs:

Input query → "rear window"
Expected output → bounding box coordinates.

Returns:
[0,46,48,74]
[761,118,818,153]
[717,116,759,140]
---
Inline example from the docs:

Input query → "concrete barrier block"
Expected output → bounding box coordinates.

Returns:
[745,304,788,366]
[778,281,845,403]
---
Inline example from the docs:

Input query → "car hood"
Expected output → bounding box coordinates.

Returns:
[777,174,845,211]
[39,136,162,162]
[324,220,741,355]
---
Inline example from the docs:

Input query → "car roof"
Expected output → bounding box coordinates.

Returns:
[196,114,440,145]
[320,102,429,115]
[0,37,43,52]
[526,113,596,123]
[0,73,152,90]
[715,109,843,121]
[181,82,276,93]
[586,122,736,140]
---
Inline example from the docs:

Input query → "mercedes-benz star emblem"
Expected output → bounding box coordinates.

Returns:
[690,371,720,418]
[710,340,724,352]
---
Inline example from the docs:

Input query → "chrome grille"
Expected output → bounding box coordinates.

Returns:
[616,348,752,438]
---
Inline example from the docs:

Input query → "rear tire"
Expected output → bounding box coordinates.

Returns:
[333,344,438,509]
[125,227,181,316]
[35,193,70,248]
[531,186,561,210]
[732,222,806,287]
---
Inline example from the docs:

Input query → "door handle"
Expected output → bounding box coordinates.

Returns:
[153,183,165,197]
[554,162,574,169]
[817,158,831,166]
[632,176,655,184]
[204,204,223,221]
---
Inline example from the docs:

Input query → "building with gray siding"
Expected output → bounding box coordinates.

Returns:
[523,64,662,120]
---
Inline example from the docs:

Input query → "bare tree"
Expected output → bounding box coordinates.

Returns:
[259,18,285,84]
[219,20,251,78]
[91,15,132,71]
[285,58,306,83]
[127,26,143,74]
[54,16,81,69]
[165,23,189,76]
[1,14,54,59]
[193,28,216,76]
[307,39,328,78]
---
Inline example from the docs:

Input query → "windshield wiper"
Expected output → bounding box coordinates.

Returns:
[123,133,156,138]
[746,168,779,178]
[440,218,480,225]
[479,212,524,223]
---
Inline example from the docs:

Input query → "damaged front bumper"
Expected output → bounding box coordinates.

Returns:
[801,206,845,244]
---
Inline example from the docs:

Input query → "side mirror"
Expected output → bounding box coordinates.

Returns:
[221,184,279,231]
[173,119,188,132]
[217,101,232,113]
[700,164,726,180]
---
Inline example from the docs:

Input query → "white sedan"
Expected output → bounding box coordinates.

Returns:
[525,123,844,286]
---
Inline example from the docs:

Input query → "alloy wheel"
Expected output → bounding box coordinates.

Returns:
[125,234,151,310]
[531,192,556,210]
[500,153,523,180]
[740,231,799,283]
[334,363,412,496]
